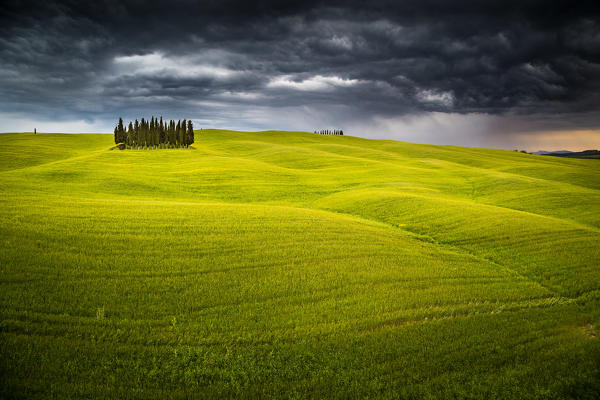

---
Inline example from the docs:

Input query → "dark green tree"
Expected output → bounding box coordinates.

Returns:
[169,120,175,148]
[118,117,125,143]
[134,119,140,148]
[141,118,147,149]
[150,117,156,148]
[114,117,124,144]
[187,120,194,147]
[180,119,186,147]
[159,117,165,147]
[127,121,134,148]
[148,118,152,148]
[156,117,160,147]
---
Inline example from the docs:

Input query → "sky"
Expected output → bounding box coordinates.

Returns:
[1,0,599,151]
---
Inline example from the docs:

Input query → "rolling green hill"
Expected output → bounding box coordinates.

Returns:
[1,130,599,399]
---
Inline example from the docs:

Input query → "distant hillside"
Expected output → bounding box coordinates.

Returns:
[534,149,600,159]
[531,150,572,155]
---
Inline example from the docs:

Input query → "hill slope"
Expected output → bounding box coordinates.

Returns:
[1,131,599,399]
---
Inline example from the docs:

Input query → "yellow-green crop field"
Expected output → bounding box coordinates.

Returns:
[1,130,599,398]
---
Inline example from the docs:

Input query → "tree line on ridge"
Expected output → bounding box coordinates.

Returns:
[114,117,194,149]
[315,129,343,135]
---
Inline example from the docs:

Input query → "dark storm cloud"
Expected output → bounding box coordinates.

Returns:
[1,0,600,139]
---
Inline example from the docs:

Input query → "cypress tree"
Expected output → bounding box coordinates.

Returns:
[152,117,156,148]
[159,117,165,148]
[141,118,147,149]
[139,119,144,149]
[146,118,150,148]
[153,117,157,148]
[150,117,156,148]
[187,120,194,147]
[138,119,143,148]
[169,120,175,148]
[172,120,176,147]
[156,117,160,147]
[181,119,186,147]
[134,119,140,149]
[148,119,152,148]
[166,120,170,148]
[127,122,134,148]
[117,117,125,143]
[155,118,159,148]
[167,120,171,148]
[113,119,119,144]
[155,117,159,148]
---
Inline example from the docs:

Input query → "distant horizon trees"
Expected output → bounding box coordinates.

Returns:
[315,129,343,135]
[114,117,194,149]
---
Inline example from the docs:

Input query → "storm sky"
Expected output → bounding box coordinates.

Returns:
[1,0,599,150]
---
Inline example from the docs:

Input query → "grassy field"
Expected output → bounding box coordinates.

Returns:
[1,130,599,399]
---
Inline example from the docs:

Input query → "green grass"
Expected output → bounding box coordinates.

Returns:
[1,130,599,399]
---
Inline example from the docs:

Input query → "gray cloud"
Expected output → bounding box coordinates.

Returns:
[1,0,599,148]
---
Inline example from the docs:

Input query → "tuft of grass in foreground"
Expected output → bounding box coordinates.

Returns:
[1,131,599,399]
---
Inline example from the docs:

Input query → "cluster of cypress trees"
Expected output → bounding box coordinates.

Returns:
[114,117,194,149]
[315,129,343,135]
